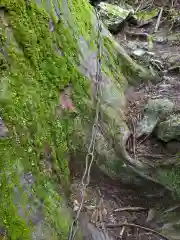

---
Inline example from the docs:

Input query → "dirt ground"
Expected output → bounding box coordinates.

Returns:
[70,162,173,240]
[69,1,180,239]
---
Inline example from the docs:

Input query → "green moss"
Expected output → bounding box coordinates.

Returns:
[69,0,93,37]
[157,167,180,197]
[103,36,150,86]
[0,0,92,238]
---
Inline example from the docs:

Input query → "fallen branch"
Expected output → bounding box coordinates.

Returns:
[132,117,137,164]
[106,223,169,240]
[114,207,147,212]
[137,153,163,158]
[154,7,163,33]
[137,133,151,146]
[135,0,143,12]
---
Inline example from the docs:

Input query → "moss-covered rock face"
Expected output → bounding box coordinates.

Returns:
[1,0,180,239]
[0,0,160,238]
[0,0,92,238]
[0,0,81,238]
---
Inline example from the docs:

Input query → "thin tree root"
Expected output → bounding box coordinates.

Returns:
[114,207,147,212]
[106,222,169,240]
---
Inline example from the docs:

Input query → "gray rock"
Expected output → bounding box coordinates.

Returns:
[145,98,174,117]
[167,54,180,67]
[156,114,180,142]
[98,2,134,33]
[136,98,174,138]
[136,114,159,138]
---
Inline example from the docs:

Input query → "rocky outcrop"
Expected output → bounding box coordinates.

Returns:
[0,0,152,238]
[1,0,180,239]
[156,114,180,142]
[136,98,174,138]
[98,2,134,33]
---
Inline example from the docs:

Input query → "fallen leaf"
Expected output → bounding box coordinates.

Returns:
[59,84,77,112]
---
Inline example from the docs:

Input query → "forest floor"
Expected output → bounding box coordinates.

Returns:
[70,162,174,240]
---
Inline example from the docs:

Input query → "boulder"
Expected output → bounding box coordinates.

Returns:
[136,98,174,138]
[156,114,180,142]
[1,0,180,239]
[0,0,151,238]
[98,2,134,33]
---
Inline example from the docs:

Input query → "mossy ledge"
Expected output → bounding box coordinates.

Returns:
[0,0,91,238]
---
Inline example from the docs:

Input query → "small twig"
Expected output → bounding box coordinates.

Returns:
[106,223,169,240]
[112,195,124,205]
[137,153,163,158]
[132,118,137,161]
[136,0,154,12]
[119,220,127,239]
[137,133,150,146]
[135,0,143,12]
[154,7,163,33]
[119,226,126,239]
[114,207,147,213]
